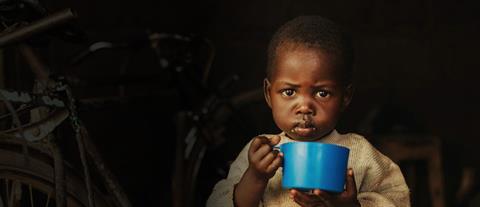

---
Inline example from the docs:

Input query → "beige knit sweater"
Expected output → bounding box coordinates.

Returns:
[206,130,410,207]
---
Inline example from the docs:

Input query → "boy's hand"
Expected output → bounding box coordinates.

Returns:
[247,135,282,181]
[234,136,282,207]
[289,168,360,207]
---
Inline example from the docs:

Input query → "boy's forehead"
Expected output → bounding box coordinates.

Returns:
[276,41,328,55]
[272,45,340,80]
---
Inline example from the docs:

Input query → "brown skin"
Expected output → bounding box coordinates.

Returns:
[234,44,357,207]
[264,43,353,141]
[234,135,283,207]
[289,169,360,207]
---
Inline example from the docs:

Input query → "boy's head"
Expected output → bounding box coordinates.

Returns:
[264,16,354,141]
[266,16,353,84]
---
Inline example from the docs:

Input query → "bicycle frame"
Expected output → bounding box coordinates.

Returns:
[0,8,132,207]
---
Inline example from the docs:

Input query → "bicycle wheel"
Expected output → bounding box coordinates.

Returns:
[0,136,115,207]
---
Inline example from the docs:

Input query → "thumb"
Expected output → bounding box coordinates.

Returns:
[345,168,358,196]
[269,135,281,146]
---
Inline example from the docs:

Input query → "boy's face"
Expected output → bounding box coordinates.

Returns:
[264,45,352,141]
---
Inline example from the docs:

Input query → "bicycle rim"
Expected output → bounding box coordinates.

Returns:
[0,143,114,207]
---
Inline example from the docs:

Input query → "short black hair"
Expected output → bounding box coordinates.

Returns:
[267,16,354,85]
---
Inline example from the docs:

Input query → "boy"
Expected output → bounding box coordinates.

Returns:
[207,16,410,207]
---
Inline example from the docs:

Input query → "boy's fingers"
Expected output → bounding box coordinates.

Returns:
[250,136,269,153]
[312,189,332,203]
[269,135,281,146]
[266,153,282,172]
[250,145,270,163]
[249,136,281,167]
[345,168,358,196]
[313,189,330,197]
[289,189,296,199]
[291,189,324,206]
[256,144,273,157]
[290,189,308,203]
[259,150,278,168]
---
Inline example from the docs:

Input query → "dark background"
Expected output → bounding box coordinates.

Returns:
[2,0,480,206]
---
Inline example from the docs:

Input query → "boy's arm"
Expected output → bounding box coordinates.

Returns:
[206,141,262,207]
[353,136,411,207]
[207,135,281,207]
[234,135,282,207]
[233,167,269,207]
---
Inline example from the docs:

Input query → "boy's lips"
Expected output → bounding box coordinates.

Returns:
[291,118,316,137]
[292,126,317,136]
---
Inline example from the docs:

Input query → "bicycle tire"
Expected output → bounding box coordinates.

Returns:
[0,137,116,207]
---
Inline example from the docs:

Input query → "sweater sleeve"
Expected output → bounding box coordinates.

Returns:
[353,136,411,207]
[206,141,255,207]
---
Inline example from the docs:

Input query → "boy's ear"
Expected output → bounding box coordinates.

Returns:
[342,84,354,111]
[264,78,272,108]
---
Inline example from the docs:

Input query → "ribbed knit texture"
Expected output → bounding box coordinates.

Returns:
[206,130,411,207]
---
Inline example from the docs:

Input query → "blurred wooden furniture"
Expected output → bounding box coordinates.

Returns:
[374,134,445,207]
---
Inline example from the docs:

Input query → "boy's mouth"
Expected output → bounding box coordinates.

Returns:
[291,120,317,136]
[292,126,317,136]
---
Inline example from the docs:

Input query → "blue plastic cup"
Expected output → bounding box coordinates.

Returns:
[279,142,350,193]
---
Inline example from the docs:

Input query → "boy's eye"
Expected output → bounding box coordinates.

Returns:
[316,90,330,98]
[281,89,296,97]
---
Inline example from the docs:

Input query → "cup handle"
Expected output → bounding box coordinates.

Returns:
[272,146,283,167]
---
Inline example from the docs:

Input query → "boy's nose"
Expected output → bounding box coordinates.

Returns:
[295,98,315,115]
[296,105,314,115]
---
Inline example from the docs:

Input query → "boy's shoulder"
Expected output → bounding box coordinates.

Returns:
[340,132,371,143]
[331,131,377,151]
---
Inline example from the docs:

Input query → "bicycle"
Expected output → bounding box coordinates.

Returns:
[0,5,132,207]
[35,13,267,205]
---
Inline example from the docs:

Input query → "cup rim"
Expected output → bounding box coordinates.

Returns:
[280,141,349,151]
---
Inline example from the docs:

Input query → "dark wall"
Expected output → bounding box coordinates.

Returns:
[6,0,480,206]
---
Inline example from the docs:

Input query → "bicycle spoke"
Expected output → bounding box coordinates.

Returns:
[0,178,57,207]
[4,179,8,207]
[6,179,11,207]
[9,181,22,207]
[44,192,50,207]
[29,184,33,207]
[0,184,5,207]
